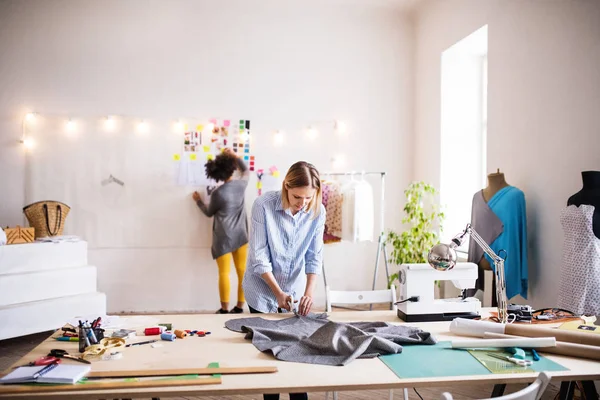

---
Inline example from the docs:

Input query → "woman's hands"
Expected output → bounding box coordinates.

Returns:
[297,295,313,316]
[192,191,202,203]
[275,291,293,311]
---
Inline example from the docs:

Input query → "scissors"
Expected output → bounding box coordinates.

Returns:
[287,294,299,316]
[18,356,61,367]
[487,352,533,367]
[49,349,91,364]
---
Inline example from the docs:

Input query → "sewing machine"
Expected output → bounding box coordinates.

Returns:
[396,262,481,322]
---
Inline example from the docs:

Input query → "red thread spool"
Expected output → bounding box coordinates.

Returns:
[144,327,161,335]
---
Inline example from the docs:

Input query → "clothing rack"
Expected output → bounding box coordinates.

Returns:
[320,171,390,294]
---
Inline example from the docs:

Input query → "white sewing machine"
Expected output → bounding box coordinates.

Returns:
[396,262,481,322]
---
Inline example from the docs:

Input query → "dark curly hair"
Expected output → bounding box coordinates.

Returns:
[205,152,238,182]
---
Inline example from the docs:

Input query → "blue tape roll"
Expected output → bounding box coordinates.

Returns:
[161,332,176,341]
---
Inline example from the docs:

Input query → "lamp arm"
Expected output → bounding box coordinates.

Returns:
[462,224,509,324]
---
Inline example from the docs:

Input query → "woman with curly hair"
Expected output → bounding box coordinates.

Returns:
[193,148,249,314]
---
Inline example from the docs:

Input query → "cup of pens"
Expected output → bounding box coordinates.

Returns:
[78,319,105,353]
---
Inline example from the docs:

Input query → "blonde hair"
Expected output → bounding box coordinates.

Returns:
[281,161,322,217]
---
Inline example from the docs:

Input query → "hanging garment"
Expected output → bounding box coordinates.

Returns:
[484,186,529,300]
[321,180,342,244]
[341,178,374,242]
[225,314,436,366]
[558,205,600,316]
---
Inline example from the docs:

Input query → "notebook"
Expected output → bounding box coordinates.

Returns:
[0,364,91,384]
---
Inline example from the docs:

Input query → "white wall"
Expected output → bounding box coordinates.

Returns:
[414,0,600,308]
[0,0,414,313]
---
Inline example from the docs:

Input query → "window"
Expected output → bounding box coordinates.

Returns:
[440,25,488,251]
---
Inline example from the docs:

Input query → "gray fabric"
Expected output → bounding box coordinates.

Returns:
[197,158,249,259]
[225,314,437,366]
[468,190,504,264]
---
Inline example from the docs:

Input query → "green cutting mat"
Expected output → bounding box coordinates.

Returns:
[379,341,568,379]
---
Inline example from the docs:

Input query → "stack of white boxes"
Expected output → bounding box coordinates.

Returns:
[0,240,106,341]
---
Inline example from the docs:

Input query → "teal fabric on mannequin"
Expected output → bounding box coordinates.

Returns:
[485,186,528,299]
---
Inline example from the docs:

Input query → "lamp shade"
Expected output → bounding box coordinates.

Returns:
[427,243,457,271]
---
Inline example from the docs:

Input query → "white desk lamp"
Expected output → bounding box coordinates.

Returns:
[428,223,508,323]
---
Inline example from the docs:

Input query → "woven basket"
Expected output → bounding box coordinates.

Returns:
[23,201,71,238]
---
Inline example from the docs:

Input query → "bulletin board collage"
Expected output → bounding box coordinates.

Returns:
[173,118,255,188]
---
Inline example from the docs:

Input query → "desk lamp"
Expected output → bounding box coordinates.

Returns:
[427,223,508,323]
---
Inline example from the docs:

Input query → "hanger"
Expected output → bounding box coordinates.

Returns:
[101,174,124,186]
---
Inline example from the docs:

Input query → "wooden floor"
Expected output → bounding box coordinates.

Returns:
[0,308,564,400]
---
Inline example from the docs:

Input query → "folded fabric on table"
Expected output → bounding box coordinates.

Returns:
[225,314,437,366]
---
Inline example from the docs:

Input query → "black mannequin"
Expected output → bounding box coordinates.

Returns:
[567,171,600,240]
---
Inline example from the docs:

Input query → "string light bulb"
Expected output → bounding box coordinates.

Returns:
[306,126,318,140]
[335,120,347,134]
[105,116,115,131]
[239,131,249,143]
[206,122,215,132]
[137,120,148,133]
[66,118,76,132]
[175,119,184,132]
[25,112,37,123]
[22,137,35,149]
[332,154,346,168]
[273,130,284,145]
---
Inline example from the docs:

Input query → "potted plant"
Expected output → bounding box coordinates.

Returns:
[387,181,445,289]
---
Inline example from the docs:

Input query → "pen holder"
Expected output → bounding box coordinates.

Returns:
[78,327,105,352]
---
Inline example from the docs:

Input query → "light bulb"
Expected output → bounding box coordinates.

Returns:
[239,131,249,143]
[335,120,347,134]
[105,116,115,131]
[175,119,184,132]
[332,154,346,168]
[22,137,35,149]
[273,130,284,145]
[307,126,318,140]
[206,123,215,132]
[66,119,76,132]
[138,120,148,133]
[25,112,37,122]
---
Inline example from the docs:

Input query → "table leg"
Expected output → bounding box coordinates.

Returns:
[581,381,599,400]
[491,384,506,397]
[559,381,576,400]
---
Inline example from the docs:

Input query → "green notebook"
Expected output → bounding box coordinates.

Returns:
[379,341,568,379]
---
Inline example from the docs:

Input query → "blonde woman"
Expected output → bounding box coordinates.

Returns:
[243,161,325,318]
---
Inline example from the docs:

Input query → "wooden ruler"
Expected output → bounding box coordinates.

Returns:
[87,365,278,378]
[0,376,221,395]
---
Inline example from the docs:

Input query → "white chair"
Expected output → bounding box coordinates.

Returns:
[325,285,404,400]
[441,372,551,400]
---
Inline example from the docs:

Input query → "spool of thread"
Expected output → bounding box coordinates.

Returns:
[174,329,187,339]
[161,332,176,341]
[144,327,161,336]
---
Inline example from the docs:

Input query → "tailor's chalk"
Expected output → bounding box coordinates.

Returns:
[174,329,187,339]
[161,332,176,341]
[55,337,79,342]
[158,323,172,331]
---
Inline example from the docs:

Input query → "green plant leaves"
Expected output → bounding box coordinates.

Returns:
[386,181,445,288]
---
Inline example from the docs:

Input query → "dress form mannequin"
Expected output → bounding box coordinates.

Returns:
[567,171,600,240]
[482,169,509,202]
[479,170,509,274]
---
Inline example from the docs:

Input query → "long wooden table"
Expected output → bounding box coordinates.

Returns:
[1,310,599,399]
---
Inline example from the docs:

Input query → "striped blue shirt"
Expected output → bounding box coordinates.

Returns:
[242,190,326,313]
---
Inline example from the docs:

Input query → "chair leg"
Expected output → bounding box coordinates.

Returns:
[403,388,409,400]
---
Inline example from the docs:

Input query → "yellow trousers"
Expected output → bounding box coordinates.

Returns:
[215,244,247,304]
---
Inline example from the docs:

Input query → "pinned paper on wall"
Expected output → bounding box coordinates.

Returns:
[173,118,254,186]
[256,166,281,196]
[183,131,201,153]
